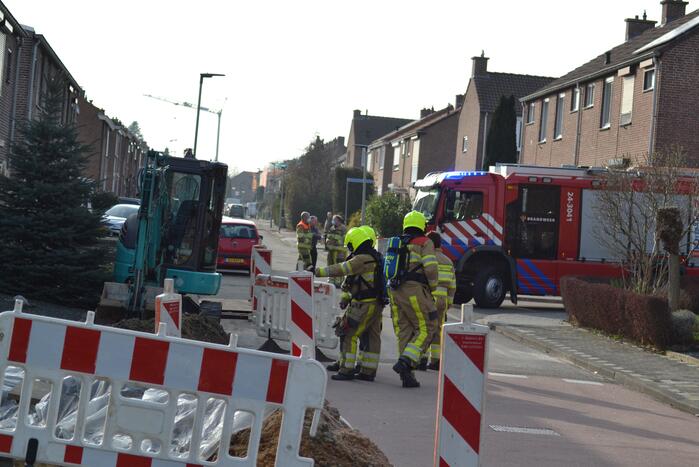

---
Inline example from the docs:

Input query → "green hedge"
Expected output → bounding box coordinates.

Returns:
[560,276,673,349]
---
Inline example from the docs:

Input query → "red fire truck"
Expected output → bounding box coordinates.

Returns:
[412,164,699,308]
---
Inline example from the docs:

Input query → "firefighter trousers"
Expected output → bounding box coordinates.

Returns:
[427,305,448,363]
[389,282,438,366]
[297,248,312,269]
[339,301,382,376]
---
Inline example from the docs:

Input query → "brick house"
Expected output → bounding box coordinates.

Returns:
[454,53,554,171]
[520,0,699,168]
[0,2,25,176]
[344,109,412,168]
[367,103,460,196]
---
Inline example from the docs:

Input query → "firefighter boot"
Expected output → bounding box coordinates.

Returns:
[392,356,412,375]
[353,364,362,376]
[417,357,428,371]
[326,361,341,372]
[427,360,440,371]
[400,371,420,388]
[331,371,355,381]
[356,372,375,382]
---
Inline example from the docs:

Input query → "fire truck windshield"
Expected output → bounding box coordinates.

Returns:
[413,188,439,222]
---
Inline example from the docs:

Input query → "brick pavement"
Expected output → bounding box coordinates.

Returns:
[494,323,699,416]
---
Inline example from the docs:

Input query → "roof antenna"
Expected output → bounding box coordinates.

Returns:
[643,10,647,21]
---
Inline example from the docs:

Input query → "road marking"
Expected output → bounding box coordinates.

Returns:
[488,372,528,379]
[563,379,603,386]
[489,425,560,436]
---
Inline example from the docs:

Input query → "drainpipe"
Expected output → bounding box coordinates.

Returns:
[27,40,39,120]
[481,112,489,169]
[9,37,23,145]
[574,83,583,166]
[648,53,660,164]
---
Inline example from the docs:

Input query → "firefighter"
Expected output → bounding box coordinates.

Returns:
[296,211,313,269]
[313,227,383,381]
[421,231,456,371]
[389,211,439,388]
[325,215,347,287]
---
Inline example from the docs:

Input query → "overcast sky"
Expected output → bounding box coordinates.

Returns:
[6,0,688,172]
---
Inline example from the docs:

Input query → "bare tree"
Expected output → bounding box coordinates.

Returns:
[592,147,699,295]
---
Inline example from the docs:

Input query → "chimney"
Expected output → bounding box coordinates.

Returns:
[471,50,489,77]
[661,0,688,25]
[625,12,657,41]
[353,109,361,119]
[455,94,464,108]
[420,108,434,119]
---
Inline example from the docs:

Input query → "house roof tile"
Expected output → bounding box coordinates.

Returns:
[473,72,555,115]
[524,8,699,100]
[353,115,413,146]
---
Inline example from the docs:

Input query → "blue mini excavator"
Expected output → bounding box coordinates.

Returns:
[99,150,228,319]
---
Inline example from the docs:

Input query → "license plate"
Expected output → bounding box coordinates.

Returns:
[225,258,244,264]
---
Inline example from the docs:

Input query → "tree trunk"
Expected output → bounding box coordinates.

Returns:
[668,253,680,311]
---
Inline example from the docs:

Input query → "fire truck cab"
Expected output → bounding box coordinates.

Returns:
[413,164,699,308]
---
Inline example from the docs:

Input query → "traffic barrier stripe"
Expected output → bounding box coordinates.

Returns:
[434,305,489,467]
[250,247,272,311]
[0,302,326,467]
[289,272,315,357]
[253,275,340,349]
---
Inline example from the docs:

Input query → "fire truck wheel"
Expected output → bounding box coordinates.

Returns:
[473,266,506,309]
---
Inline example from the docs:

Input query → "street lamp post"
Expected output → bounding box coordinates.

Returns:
[193,72,224,158]
[215,109,222,162]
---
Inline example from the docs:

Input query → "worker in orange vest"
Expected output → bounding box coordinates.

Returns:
[296,211,313,269]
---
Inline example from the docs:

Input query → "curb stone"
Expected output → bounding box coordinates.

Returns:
[665,350,699,367]
[492,324,699,417]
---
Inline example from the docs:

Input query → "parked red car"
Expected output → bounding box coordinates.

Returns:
[216,217,262,271]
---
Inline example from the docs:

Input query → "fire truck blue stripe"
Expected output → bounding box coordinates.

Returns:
[516,264,547,295]
[518,280,533,294]
[522,259,557,292]
[442,242,462,259]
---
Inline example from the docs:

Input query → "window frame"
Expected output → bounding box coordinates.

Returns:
[643,68,655,92]
[554,93,565,140]
[600,77,614,129]
[539,98,549,143]
[620,75,635,126]
[571,87,580,112]
[526,102,535,124]
[445,190,485,221]
[378,146,385,170]
[462,135,469,153]
[584,83,595,108]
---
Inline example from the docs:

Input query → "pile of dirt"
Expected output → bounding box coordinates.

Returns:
[112,314,229,344]
[230,402,392,467]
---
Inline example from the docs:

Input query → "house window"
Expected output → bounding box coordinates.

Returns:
[554,93,565,139]
[411,140,420,183]
[620,75,635,126]
[643,69,655,91]
[462,135,469,153]
[393,144,401,170]
[539,98,549,143]
[516,117,523,152]
[367,151,374,172]
[584,83,595,108]
[571,87,580,112]
[601,77,614,129]
[379,147,385,170]
[526,102,535,124]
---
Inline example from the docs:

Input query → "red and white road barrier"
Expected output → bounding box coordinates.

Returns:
[250,246,272,310]
[434,304,489,467]
[253,275,339,350]
[0,299,326,467]
[288,271,315,357]
[154,278,182,337]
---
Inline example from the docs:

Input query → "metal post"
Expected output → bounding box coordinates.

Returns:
[215,110,222,162]
[278,171,285,231]
[193,74,204,158]
[361,147,368,224]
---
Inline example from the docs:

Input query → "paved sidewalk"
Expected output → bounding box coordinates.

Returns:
[493,322,699,416]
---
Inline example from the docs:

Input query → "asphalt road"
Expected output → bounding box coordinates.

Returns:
[215,221,699,467]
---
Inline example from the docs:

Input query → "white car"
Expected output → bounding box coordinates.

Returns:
[103,204,139,235]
